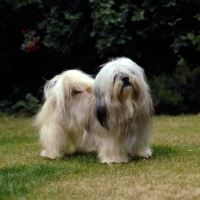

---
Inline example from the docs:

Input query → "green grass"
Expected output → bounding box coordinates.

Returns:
[0,115,200,200]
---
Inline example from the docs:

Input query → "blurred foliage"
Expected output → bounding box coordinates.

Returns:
[0,93,41,116]
[0,0,200,114]
[150,58,200,114]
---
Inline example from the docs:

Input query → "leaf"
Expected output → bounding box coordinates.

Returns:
[131,10,145,21]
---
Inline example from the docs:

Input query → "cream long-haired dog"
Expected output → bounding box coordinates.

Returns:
[34,57,153,163]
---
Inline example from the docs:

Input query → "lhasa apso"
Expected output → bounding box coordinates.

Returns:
[34,57,153,163]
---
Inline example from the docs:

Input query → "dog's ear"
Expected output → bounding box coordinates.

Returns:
[94,97,109,129]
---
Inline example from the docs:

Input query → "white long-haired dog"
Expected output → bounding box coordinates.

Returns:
[34,57,153,163]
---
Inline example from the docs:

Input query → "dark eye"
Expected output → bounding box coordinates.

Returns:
[121,76,129,83]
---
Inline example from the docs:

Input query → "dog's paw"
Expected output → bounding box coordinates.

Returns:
[134,148,152,159]
[40,149,60,159]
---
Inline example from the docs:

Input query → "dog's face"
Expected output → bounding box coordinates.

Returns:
[93,58,150,128]
[112,71,142,103]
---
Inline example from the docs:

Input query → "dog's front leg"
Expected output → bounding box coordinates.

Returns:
[97,139,129,163]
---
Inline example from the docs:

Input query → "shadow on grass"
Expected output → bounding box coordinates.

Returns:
[151,144,178,158]
[0,154,101,198]
[0,161,88,198]
[0,145,180,198]
[62,152,97,162]
[61,145,178,163]
[55,144,178,163]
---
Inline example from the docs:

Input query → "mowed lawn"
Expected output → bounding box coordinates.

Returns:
[0,115,200,200]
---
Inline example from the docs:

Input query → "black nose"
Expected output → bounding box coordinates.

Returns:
[122,76,129,83]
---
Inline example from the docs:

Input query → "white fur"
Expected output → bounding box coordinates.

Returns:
[34,57,153,163]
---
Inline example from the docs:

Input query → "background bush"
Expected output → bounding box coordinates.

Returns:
[0,0,199,115]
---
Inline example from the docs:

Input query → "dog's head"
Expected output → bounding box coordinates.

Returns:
[93,57,152,129]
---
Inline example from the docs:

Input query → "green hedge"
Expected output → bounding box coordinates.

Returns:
[0,0,200,114]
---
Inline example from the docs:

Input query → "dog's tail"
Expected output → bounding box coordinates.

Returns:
[34,70,94,125]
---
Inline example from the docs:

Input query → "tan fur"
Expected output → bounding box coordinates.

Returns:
[34,58,153,163]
